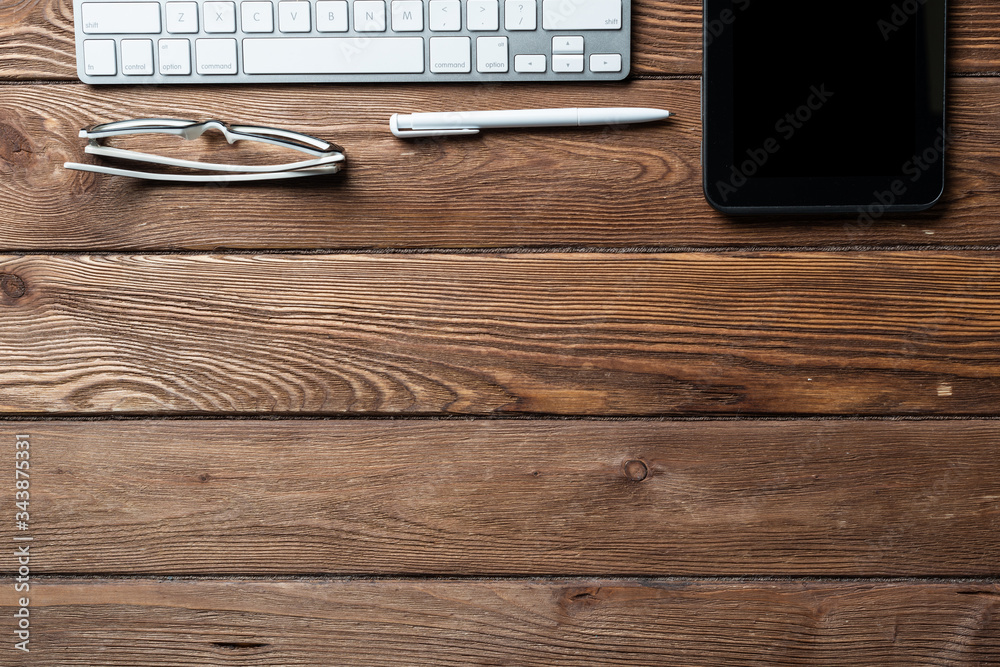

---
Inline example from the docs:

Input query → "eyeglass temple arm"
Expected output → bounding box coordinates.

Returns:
[81,121,341,156]
[83,144,344,174]
[63,161,342,182]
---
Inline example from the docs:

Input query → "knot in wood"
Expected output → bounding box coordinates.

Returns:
[0,123,34,166]
[0,273,25,298]
[622,459,648,482]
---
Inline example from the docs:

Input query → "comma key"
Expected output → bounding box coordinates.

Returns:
[429,0,460,30]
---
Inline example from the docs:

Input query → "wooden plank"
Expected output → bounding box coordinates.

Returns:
[2,578,998,664]
[2,420,998,575]
[2,0,998,79]
[1,79,999,250]
[2,252,1000,417]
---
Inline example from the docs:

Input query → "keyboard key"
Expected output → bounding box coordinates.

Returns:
[316,0,348,31]
[513,53,544,72]
[278,0,310,31]
[429,0,460,30]
[158,38,191,74]
[504,0,535,30]
[196,37,238,73]
[241,1,273,31]
[589,53,620,72]
[551,53,583,72]
[81,2,160,33]
[165,2,199,33]
[551,35,583,53]
[542,0,620,30]
[467,0,498,30]
[354,0,386,31]
[391,1,423,31]
[243,37,424,72]
[121,39,154,74]
[82,39,117,75]
[476,36,507,72]
[429,36,470,72]
[204,1,237,32]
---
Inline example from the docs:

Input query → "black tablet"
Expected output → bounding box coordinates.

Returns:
[702,0,947,215]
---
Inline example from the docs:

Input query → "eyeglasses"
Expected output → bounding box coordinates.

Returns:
[63,118,345,182]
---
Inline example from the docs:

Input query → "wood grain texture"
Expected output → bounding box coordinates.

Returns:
[0,0,996,660]
[0,0,76,80]
[2,0,999,79]
[2,419,998,575]
[2,578,998,665]
[0,79,998,250]
[1,252,1000,416]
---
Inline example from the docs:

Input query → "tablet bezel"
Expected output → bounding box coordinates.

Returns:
[702,0,947,215]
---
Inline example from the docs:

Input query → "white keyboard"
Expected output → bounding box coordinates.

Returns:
[73,0,630,83]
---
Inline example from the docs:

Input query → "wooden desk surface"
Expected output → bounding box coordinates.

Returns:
[2,1,999,664]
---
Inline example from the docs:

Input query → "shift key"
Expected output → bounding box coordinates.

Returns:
[81,2,162,33]
[541,0,620,30]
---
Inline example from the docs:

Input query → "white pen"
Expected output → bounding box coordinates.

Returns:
[389,107,671,138]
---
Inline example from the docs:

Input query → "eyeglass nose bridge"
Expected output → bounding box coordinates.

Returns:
[177,120,241,144]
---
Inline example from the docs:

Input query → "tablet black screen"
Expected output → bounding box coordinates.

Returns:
[735,3,914,178]
[703,0,946,214]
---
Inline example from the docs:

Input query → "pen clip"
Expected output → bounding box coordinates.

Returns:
[389,114,480,138]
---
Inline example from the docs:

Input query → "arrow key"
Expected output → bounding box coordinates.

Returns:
[514,53,545,72]
[551,35,583,54]
[589,52,621,72]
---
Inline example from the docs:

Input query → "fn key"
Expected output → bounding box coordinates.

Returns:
[83,39,117,75]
